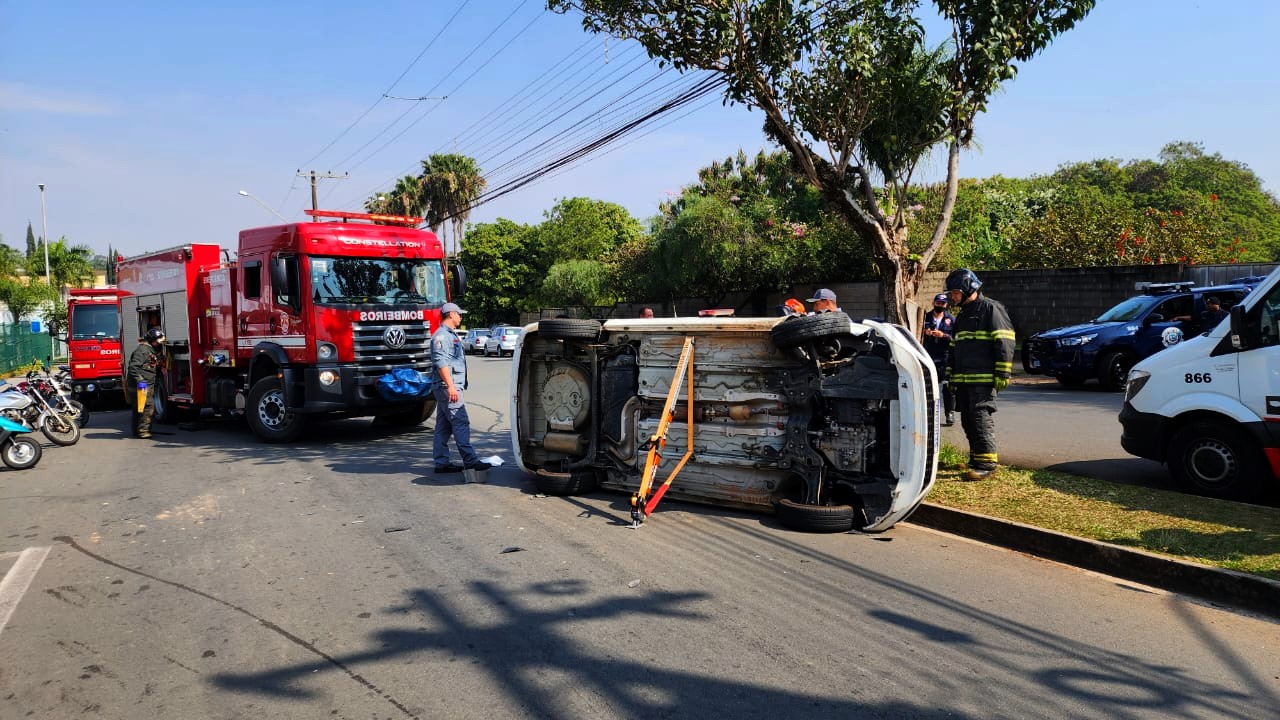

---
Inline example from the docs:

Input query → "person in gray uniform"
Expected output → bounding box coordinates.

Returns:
[430,302,479,474]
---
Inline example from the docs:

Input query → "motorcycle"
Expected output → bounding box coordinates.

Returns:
[36,367,88,428]
[0,380,80,446]
[0,415,41,470]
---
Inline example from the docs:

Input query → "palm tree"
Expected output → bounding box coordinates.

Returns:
[418,154,486,255]
[28,238,95,295]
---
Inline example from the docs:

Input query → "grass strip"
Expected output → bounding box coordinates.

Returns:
[929,445,1280,580]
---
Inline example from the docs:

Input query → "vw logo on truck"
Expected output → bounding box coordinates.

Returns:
[383,326,407,349]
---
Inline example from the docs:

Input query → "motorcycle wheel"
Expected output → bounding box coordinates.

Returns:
[41,414,81,446]
[2,436,41,469]
[67,399,89,428]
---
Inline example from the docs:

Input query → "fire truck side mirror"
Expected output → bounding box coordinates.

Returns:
[450,262,466,300]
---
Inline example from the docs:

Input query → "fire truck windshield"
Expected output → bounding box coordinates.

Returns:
[70,304,121,340]
[309,256,447,306]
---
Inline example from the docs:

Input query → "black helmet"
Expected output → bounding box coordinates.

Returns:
[145,328,167,343]
[945,268,982,296]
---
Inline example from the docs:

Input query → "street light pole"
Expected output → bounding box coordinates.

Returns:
[37,183,55,365]
[237,190,288,222]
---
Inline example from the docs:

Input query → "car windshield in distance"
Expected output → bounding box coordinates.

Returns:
[1095,297,1155,323]
[309,257,446,305]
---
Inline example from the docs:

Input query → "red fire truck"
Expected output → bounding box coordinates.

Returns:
[116,210,462,442]
[67,288,131,405]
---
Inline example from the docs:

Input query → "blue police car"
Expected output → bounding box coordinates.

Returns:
[1022,280,1259,391]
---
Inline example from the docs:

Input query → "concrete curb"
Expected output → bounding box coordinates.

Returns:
[907,503,1280,620]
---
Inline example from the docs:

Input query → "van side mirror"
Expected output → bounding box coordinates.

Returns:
[1229,304,1249,350]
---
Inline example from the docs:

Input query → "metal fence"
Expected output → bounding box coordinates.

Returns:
[0,323,61,374]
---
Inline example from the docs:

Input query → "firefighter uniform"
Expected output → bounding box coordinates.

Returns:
[948,295,1015,472]
[126,339,162,438]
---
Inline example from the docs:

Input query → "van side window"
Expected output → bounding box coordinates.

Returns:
[243,261,262,299]
[1256,284,1280,347]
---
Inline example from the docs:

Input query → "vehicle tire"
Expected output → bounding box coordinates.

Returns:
[539,318,601,342]
[1,437,41,470]
[770,312,853,350]
[40,414,80,446]
[374,398,436,427]
[1055,374,1088,387]
[246,376,306,443]
[1167,420,1267,501]
[1096,351,1136,392]
[533,468,598,496]
[773,498,856,533]
[1021,343,1034,374]
[67,399,88,428]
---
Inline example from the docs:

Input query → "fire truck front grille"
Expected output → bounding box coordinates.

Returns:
[351,322,432,382]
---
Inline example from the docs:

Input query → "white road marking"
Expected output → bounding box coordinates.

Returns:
[0,546,52,638]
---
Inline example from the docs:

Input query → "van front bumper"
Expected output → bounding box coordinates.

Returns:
[1119,402,1168,462]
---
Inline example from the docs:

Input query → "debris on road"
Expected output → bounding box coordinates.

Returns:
[500,546,525,554]
[383,526,410,533]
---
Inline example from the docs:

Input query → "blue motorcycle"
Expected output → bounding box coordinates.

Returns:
[0,416,41,470]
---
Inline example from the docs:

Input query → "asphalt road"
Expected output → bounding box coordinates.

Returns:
[1,357,1277,719]
[942,379,1176,488]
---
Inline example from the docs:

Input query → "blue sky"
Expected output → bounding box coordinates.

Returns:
[2,1,1278,258]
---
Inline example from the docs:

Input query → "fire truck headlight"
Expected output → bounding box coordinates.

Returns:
[317,342,337,360]
[86,383,96,392]
[319,370,340,386]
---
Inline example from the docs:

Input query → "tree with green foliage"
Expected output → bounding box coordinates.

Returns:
[0,240,57,324]
[922,141,1280,269]
[25,222,36,259]
[456,218,538,326]
[420,154,487,256]
[554,0,1095,323]
[648,150,872,310]
[27,238,96,293]
[530,197,645,310]
[364,175,429,221]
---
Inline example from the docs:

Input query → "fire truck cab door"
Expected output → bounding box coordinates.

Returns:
[267,254,304,352]
[238,257,272,340]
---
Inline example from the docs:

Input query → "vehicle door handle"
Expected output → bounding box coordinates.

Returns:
[240,318,248,333]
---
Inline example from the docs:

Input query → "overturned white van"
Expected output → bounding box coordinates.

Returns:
[510,313,940,532]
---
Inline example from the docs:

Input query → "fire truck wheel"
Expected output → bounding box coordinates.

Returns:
[247,377,306,443]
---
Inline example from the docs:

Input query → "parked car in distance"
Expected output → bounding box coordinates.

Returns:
[462,328,490,354]
[510,313,939,533]
[1023,280,1259,391]
[483,326,524,357]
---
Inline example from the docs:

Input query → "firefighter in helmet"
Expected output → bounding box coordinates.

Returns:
[945,269,1015,481]
[127,327,166,439]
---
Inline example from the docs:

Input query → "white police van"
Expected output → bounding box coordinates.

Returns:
[1120,266,1280,500]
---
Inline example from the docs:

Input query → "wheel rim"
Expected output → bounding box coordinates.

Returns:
[1185,439,1237,485]
[6,440,34,465]
[256,388,292,430]
[1110,356,1132,387]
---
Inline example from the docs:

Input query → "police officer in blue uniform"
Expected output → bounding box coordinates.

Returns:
[922,293,956,426]
[430,302,479,474]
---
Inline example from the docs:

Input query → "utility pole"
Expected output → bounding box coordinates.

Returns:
[295,170,348,212]
[38,183,55,364]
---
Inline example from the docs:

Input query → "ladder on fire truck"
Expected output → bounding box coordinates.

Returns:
[630,336,696,528]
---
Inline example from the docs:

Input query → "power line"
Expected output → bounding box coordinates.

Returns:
[331,0,537,173]
[338,39,632,210]
[440,75,727,222]
[297,0,472,170]
[340,6,547,175]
